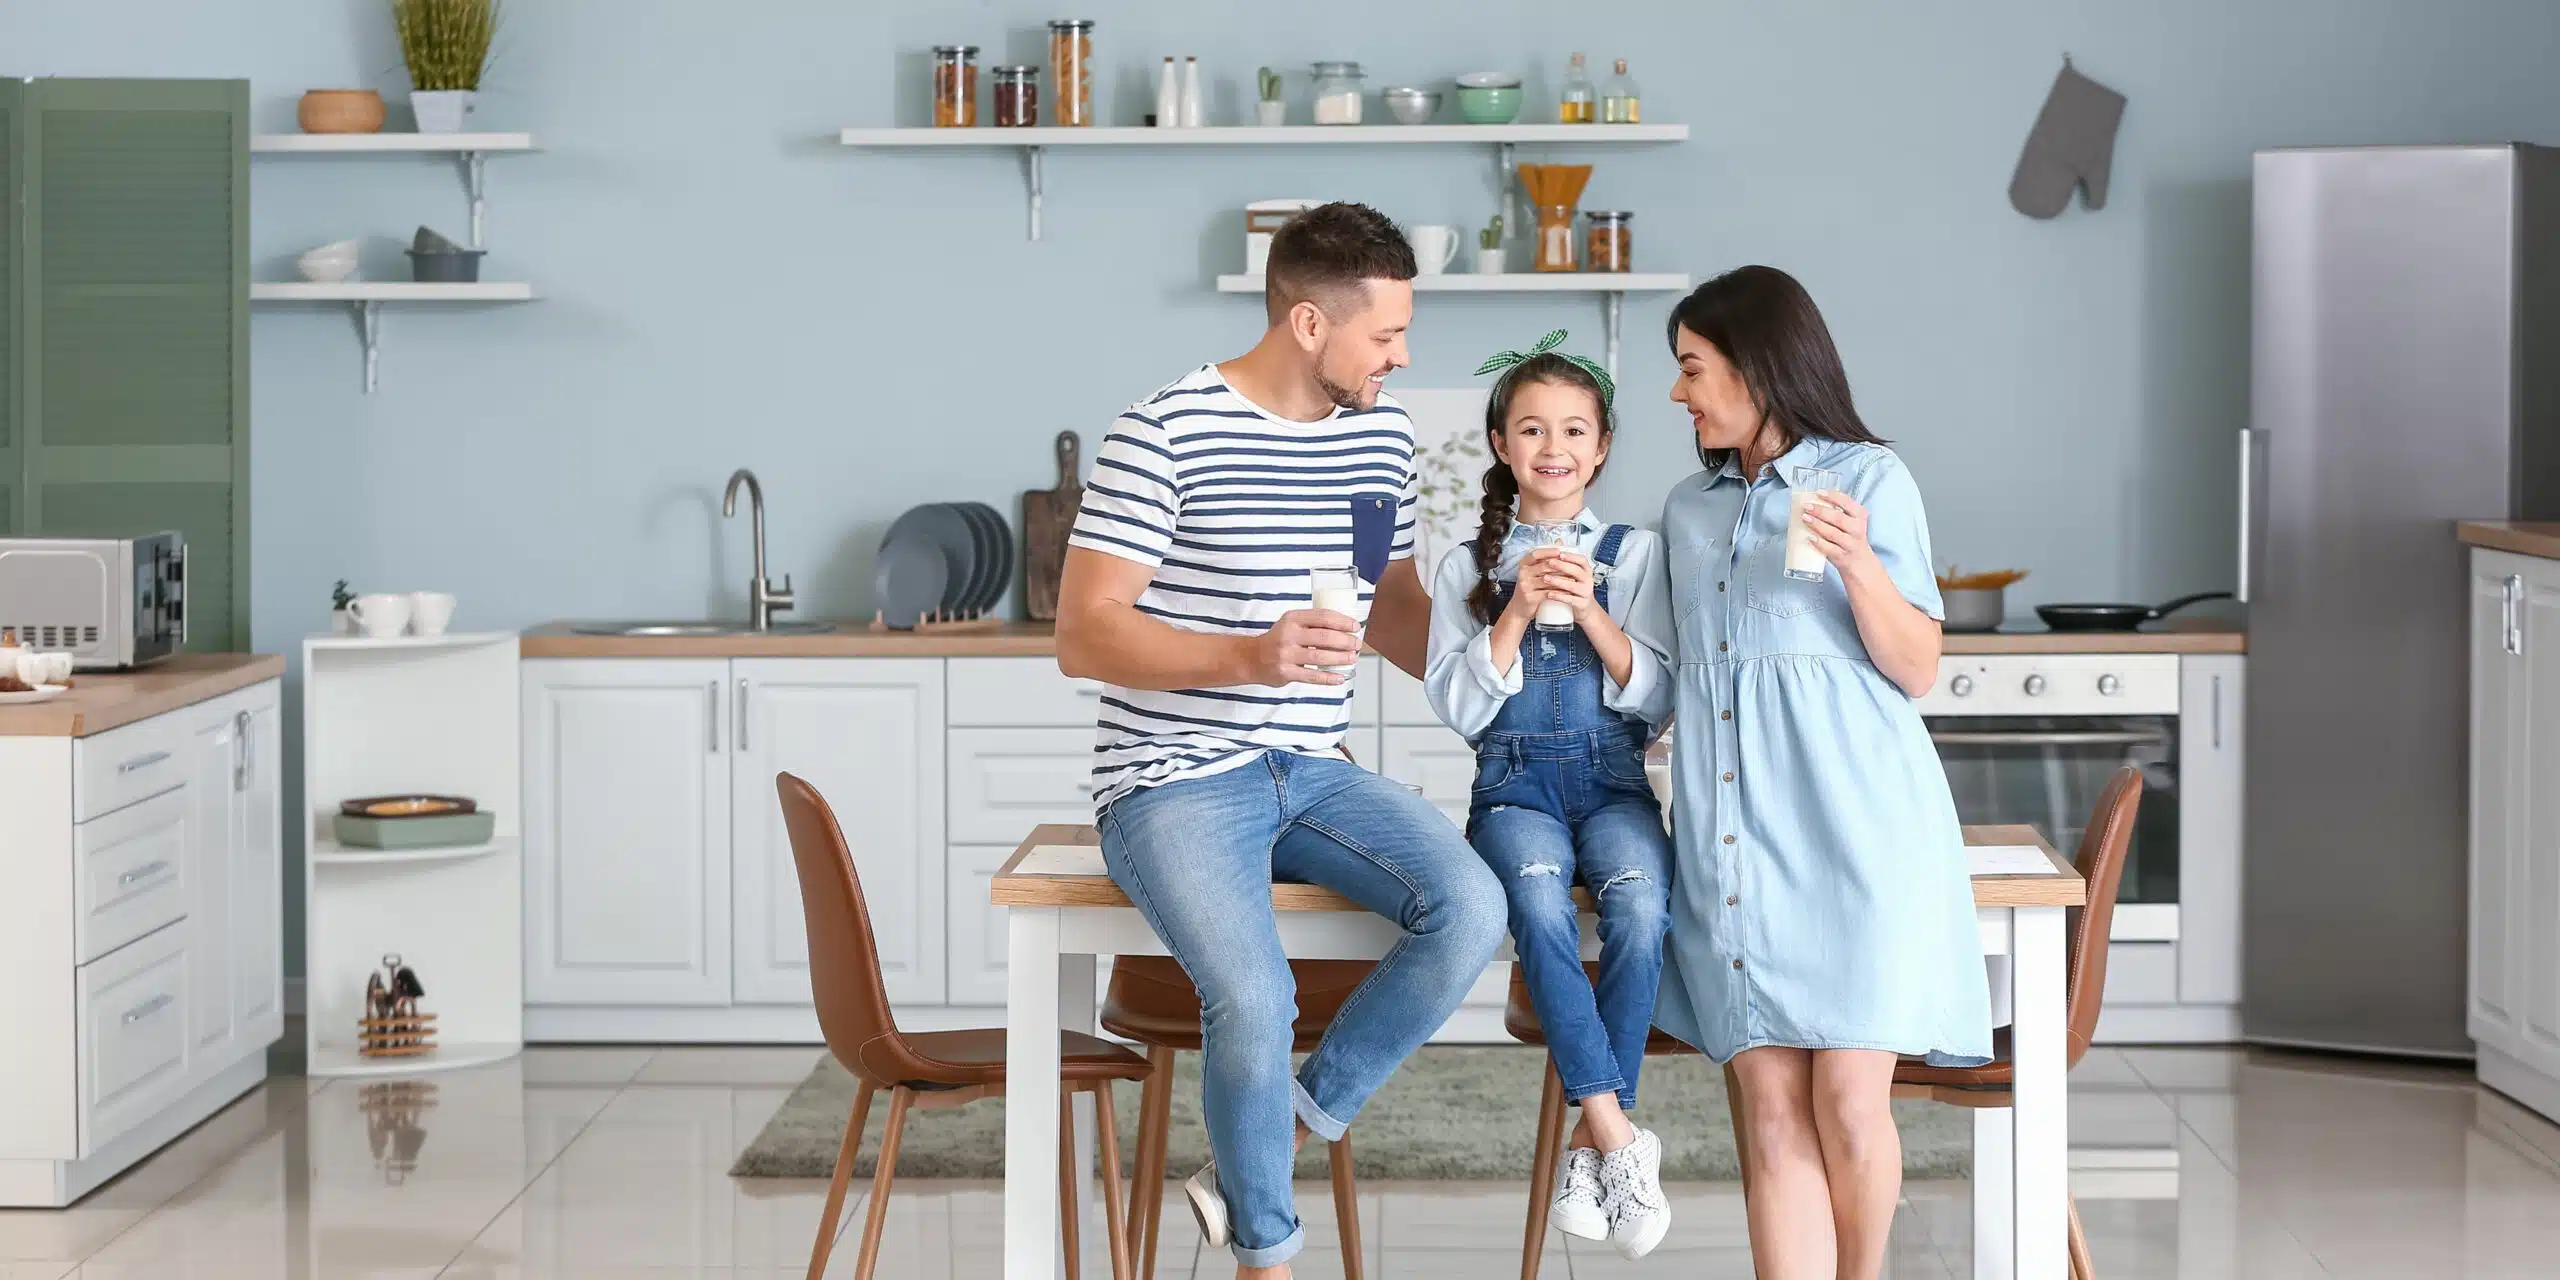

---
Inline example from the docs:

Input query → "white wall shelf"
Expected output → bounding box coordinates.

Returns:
[302,633,522,1078]
[1218,272,1693,377]
[837,122,1688,241]
[251,285,534,393]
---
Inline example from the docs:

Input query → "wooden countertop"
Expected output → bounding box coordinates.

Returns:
[523,618,2243,658]
[2458,521,2560,560]
[0,653,284,737]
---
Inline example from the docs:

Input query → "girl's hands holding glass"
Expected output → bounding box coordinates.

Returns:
[1500,546,1568,630]
[1537,547,1602,626]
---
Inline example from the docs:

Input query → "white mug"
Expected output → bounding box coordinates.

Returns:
[408,592,458,637]
[1409,225,1460,275]
[17,652,71,685]
[346,593,412,639]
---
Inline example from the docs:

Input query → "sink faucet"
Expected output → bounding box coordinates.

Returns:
[722,468,795,631]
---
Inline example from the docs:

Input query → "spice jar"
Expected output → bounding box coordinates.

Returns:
[931,45,979,127]
[993,65,1040,127]
[1584,211,1632,272]
[1534,204,1578,272]
[1048,19,1095,126]
[1310,61,1365,125]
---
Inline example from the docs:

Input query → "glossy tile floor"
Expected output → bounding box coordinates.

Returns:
[1,1041,2555,1278]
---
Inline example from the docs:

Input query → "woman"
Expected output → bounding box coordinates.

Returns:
[1653,266,1991,1279]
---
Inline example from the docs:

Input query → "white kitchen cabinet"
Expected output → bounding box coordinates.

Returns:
[946,844,1014,1006]
[731,659,945,1006]
[182,710,240,1062]
[1381,725,1477,828]
[2177,655,2245,1008]
[233,701,283,1040]
[523,659,732,1006]
[2470,548,2560,1123]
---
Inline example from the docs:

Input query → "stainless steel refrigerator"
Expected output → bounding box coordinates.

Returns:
[2244,144,2560,1057]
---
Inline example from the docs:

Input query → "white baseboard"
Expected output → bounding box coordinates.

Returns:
[2478,1044,2560,1130]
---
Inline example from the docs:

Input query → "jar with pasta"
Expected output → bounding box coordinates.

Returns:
[993,65,1039,128]
[931,45,979,127]
[1533,203,1578,272]
[1048,19,1095,126]
[1584,210,1632,272]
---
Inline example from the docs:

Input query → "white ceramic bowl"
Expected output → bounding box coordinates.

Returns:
[297,240,359,284]
[1456,71,1521,89]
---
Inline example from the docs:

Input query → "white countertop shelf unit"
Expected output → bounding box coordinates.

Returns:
[309,836,513,868]
[304,629,524,651]
[252,131,535,153]
[307,1040,521,1079]
[252,285,534,392]
[1217,272,1693,377]
[837,122,1688,241]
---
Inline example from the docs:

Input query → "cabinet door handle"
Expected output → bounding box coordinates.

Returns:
[117,859,171,888]
[2211,674,2223,751]
[736,679,750,752]
[120,992,173,1025]
[2236,429,2255,604]
[706,681,720,754]
[116,750,170,775]
[2506,574,2526,657]
[233,710,250,792]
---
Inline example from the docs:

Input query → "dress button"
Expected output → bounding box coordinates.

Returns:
[1722,772,1735,783]
[1732,958,1744,970]
[1721,834,1736,845]
[1717,581,1727,592]
[1726,894,1740,906]
[1719,710,1732,721]
[1718,641,1729,652]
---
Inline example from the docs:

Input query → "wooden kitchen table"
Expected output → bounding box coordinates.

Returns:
[993,823,2084,1280]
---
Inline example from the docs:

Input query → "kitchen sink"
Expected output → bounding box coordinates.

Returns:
[569,620,838,637]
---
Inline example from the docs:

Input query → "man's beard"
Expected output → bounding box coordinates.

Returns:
[1313,367,1372,411]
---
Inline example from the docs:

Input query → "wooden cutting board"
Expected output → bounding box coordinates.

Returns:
[1021,430,1082,621]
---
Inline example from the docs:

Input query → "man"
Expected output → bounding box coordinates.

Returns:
[1056,203,1507,1279]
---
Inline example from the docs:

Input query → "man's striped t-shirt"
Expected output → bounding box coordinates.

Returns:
[1069,364,1418,809]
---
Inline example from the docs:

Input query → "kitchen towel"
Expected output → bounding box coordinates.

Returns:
[2009,57,2126,218]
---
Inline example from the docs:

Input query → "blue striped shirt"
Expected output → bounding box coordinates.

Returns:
[1069,365,1418,808]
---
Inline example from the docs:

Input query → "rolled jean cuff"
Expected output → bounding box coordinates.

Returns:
[1564,1076,1631,1110]
[1233,1224,1306,1269]
[1292,1077,1350,1143]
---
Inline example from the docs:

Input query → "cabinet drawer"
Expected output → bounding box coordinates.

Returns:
[949,728,1096,843]
[75,788,188,964]
[78,924,189,1155]
[948,658,1107,726]
[72,714,185,823]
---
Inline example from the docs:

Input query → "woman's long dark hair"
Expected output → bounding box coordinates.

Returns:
[1465,354,1615,625]
[1665,265,1885,471]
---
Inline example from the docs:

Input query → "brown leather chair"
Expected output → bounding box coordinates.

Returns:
[1506,960,1713,1280]
[1101,956,1374,1280]
[777,772,1154,1280]
[1879,764,2143,1280]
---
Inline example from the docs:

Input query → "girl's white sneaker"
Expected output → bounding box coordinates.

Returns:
[1600,1128,1671,1259]
[1548,1146,1609,1240]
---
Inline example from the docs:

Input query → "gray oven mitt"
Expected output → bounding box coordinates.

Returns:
[2010,60,2126,218]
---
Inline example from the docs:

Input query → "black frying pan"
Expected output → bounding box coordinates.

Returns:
[2034,591,2233,633]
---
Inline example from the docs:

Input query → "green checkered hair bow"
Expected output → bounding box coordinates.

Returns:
[1473,329,1614,410]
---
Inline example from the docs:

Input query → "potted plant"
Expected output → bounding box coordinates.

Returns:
[394,0,497,133]
[1255,66,1285,127]
[331,579,357,634]
[1475,214,1506,274]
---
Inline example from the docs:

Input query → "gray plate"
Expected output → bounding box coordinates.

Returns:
[950,501,1000,613]
[959,501,1014,614]
[884,503,977,615]
[873,532,949,630]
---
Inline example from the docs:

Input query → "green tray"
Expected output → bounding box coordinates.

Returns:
[331,809,496,850]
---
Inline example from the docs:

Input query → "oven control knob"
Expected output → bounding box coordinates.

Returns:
[2023,674,2048,697]
[1949,675,1974,697]
[2098,674,2122,696]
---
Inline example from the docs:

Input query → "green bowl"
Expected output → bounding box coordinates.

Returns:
[1458,85,1522,125]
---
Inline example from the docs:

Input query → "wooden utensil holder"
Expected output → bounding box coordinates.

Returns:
[869,609,1004,634]
[356,1012,438,1058]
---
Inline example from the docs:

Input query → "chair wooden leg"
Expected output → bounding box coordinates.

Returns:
[1093,1083,1135,1280]
[851,1085,910,1280]
[1724,1060,1751,1206]
[1131,1047,1174,1279]
[1520,1062,1567,1280]
[805,1081,874,1280]
[1059,1093,1083,1280]
[2068,1195,2095,1280]
[1330,1129,1364,1280]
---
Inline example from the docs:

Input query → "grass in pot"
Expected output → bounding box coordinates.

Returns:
[394,0,497,133]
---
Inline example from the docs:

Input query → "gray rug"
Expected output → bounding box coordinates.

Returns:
[730,1046,1972,1181]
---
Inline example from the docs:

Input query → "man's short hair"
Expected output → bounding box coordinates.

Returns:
[1265,202,1416,326]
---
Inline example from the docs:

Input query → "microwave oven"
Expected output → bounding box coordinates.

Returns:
[0,533,187,669]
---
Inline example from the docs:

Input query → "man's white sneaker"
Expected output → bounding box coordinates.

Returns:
[1600,1128,1671,1260]
[1182,1160,1230,1249]
[1547,1146,1609,1240]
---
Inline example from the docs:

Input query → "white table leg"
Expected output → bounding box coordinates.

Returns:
[1062,951,1098,1269]
[1006,907,1064,1280]
[1972,1107,2014,1280]
[2010,905,2068,1280]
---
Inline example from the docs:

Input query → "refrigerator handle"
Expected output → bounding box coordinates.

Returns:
[2236,429,2256,603]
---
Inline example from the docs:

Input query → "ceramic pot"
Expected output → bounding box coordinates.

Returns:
[1255,100,1285,127]
[1474,245,1507,275]
[410,89,476,133]
[299,89,386,134]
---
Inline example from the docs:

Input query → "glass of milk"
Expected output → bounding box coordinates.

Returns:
[1307,567,1362,674]
[1784,467,1843,582]
[1527,521,1585,629]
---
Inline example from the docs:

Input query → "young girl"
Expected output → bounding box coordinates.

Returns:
[1653,267,1992,1280]
[1423,330,1678,1260]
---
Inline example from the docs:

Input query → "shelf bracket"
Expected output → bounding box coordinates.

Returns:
[1495,142,1519,245]
[1601,291,1623,383]
[1025,146,1045,241]
[352,301,383,394]
[459,151,489,249]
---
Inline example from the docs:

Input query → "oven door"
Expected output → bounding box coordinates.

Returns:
[1927,716,2181,941]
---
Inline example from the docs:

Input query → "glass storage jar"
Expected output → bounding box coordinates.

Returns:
[1311,60,1365,125]
[993,65,1039,127]
[1585,210,1632,272]
[931,45,979,127]
[1534,203,1579,272]
[1048,19,1095,126]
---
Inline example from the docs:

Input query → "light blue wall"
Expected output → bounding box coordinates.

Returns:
[9,0,2560,976]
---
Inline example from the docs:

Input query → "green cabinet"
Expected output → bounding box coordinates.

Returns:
[0,79,249,651]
